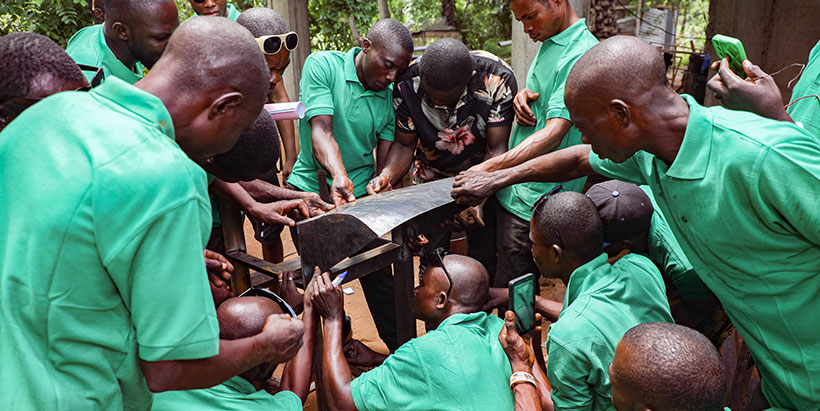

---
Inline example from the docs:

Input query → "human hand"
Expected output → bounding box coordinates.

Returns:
[299,192,334,217]
[451,169,500,206]
[499,311,534,372]
[263,377,281,395]
[343,339,388,367]
[454,205,485,231]
[260,314,305,364]
[331,176,357,207]
[279,272,304,314]
[366,174,393,195]
[301,267,321,310]
[513,88,540,127]
[311,271,344,321]
[406,233,429,255]
[204,249,233,290]
[249,199,310,226]
[707,57,789,121]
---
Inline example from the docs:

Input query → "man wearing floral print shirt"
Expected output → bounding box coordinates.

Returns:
[369,38,516,277]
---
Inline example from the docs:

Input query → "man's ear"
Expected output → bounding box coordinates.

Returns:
[112,22,129,41]
[208,92,244,120]
[436,292,447,310]
[609,99,631,127]
[92,8,104,23]
[361,38,371,53]
[551,244,563,264]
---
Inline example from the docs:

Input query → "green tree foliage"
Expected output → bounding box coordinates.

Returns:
[0,0,91,47]
[308,0,379,51]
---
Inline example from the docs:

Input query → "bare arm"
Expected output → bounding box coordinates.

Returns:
[312,272,358,411]
[270,82,298,182]
[210,179,309,226]
[451,144,595,205]
[375,138,392,175]
[238,179,334,217]
[141,314,304,392]
[367,129,418,194]
[477,118,572,172]
[535,296,563,323]
[280,274,320,403]
[309,115,355,206]
[485,124,511,160]
[499,311,542,411]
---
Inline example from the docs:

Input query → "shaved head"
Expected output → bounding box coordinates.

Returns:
[612,322,725,410]
[565,35,667,109]
[105,0,175,24]
[441,254,490,308]
[237,7,289,37]
[419,38,472,92]
[532,191,603,263]
[218,296,283,340]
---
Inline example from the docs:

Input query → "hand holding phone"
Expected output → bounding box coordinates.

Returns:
[508,273,537,336]
[712,34,748,79]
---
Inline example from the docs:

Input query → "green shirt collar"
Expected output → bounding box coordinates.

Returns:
[90,76,175,141]
[97,25,143,84]
[663,94,713,180]
[563,253,611,307]
[344,47,363,84]
[225,3,241,20]
[547,19,587,46]
[437,312,487,330]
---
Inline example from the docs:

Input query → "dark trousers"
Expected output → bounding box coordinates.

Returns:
[494,205,539,288]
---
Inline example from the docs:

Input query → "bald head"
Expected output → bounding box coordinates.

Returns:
[613,322,725,410]
[367,18,413,53]
[440,254,490,308]
[237,7,289,37]
[218,296,283,340]
[565,36,667,109]
[158,16,268,108]
[532,191,603,263]
[419,38,472,92]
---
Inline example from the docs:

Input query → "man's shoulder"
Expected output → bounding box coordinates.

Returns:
[305,50,348,67]
[66,25,102,64]
[470,50,514,73]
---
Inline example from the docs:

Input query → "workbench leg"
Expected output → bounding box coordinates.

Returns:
[218,199,252,294]
[392,225,416,346]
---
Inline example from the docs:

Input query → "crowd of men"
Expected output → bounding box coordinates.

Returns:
[0,0,818,409]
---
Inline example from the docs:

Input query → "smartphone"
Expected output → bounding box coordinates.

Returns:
[712,34,748,79]
[508,273,536,336]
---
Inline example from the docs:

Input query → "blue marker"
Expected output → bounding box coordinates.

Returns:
[331,271,348,287]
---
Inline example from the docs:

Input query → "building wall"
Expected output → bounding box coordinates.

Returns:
[705,0,820,105]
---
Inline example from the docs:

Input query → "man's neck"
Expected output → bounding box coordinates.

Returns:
[354,49,369,91]
[102,24,137,72]
[642,91,690,166]
[429,306,478,329]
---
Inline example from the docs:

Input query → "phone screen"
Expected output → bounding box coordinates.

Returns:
[509,273,536,335]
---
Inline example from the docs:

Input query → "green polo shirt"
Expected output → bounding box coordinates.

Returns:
[547,253,672,410]
[787,39,820,138]
[66,24,144,84]
[496,19,598,221]
[152,376,301,410]
[641,186,712,301]
[350,312,514,411]
[589,94,820,410]
[289,47,395,197]
[0,77,219,411]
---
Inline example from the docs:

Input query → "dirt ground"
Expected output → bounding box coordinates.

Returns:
[244,218,565,410]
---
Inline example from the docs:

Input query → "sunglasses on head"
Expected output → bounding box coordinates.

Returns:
[255,32,298,55]
[238,287,297,318]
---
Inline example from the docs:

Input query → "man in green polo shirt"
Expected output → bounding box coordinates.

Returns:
[454,36,820,409]
[0,18,305,411]
[531,190,672,409]
[67,0,179,84]
[188,0,241,20]
[460,0,598,288]
[311,255,515,411]
[708,38,820,138]
[288,18,414,352]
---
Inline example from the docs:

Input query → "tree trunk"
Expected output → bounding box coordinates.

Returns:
[442,0,456,27]
[377,0,391,19]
